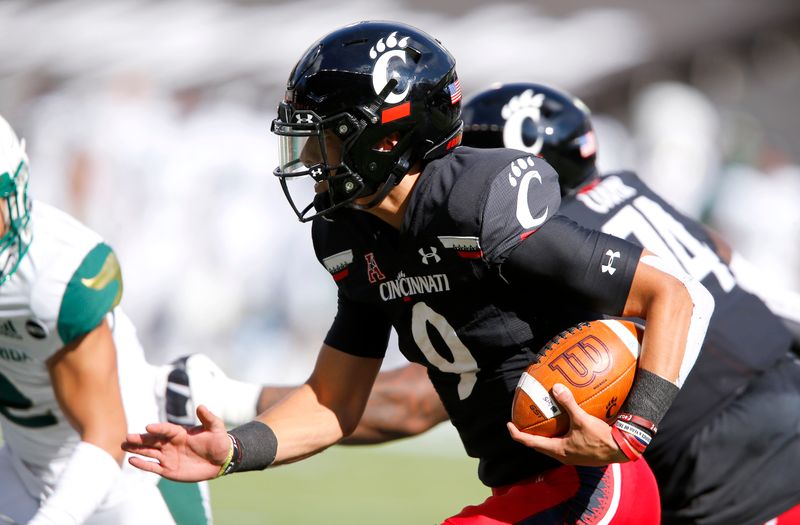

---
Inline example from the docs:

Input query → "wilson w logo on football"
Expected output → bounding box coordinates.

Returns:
[548,336,612,388]
[512,320,643,437]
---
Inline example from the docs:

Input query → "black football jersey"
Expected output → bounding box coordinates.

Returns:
[560,171,794,468]
[312,148,643,487]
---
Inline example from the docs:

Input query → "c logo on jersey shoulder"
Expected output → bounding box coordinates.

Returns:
[501,89,545,155]
[370,32,412,105]
[508,157,548,229]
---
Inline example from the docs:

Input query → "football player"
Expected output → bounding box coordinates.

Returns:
[0,115,210,524]
[124,21,714,524]
[458,83,800,525]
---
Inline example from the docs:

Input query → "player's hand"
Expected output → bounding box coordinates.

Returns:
[506,383,627,466]
[122,405,231,482]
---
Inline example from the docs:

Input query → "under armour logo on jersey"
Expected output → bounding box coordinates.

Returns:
[294,114,314,124]
[419,247,441,265]
[501,89,546,154]
[601,250,621,275]
[365,252,386,283]
[508,156,548,229]
[369,31,411,105]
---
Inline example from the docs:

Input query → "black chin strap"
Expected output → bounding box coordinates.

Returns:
[352,148,413,211]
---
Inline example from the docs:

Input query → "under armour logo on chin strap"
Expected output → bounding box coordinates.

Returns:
[601,250,621,275]
[295,114,314,124]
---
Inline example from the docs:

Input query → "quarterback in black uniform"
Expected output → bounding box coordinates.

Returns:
[304,82,800,525]
[123,22,714,524]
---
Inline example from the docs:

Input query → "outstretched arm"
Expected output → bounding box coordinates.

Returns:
[187,360,447,445]
[260,344,382,463]
[30,320,127,524]
[339,363,448,445]
[124,344,383,481]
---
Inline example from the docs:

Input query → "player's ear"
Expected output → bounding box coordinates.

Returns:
[372,132,402,152]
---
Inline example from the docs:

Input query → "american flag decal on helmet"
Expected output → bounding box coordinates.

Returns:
[448,79,462,105]
[578,130,597,158]
[322,249,354,281]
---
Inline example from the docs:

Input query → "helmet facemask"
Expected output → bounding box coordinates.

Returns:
[272,104,368,222]
[0,156,32,284]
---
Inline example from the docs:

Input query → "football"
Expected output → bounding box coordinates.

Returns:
[512,319,643,437]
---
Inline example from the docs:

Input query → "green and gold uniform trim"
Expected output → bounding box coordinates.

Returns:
[57,242,123,344]
[158,479,211,525]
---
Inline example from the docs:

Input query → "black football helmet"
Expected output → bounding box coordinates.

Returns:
[271,20,463,222]
[462,83,598,193]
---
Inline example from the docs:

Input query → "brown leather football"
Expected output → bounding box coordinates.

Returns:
[512,320,643,437]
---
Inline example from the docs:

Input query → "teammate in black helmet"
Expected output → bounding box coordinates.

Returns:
[461,82,800,525]
[462,83,598,193]
[124,22,715,524]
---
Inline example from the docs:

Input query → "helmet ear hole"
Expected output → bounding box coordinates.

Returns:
[371,131,402,152]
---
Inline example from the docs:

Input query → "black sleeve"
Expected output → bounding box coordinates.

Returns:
[323,291,392,359]
[479,154,562,264]
[501,214,643,316]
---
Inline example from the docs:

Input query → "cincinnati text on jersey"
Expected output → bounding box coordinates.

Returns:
[378,271,451,301]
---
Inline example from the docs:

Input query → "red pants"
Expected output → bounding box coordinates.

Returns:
[443,459,659,525]
[769,504,800,524]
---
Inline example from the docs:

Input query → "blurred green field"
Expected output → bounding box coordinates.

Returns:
[210,427,488,524]
[0,426,488,524]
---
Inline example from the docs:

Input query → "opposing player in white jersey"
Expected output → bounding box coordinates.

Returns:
[0,114,203,525]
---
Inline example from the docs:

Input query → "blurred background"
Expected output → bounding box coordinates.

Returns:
[1,0,799,522]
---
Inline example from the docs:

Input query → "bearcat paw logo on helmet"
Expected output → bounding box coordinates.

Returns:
[501,89,546,155]
[370,31,412,104]
[508,156,548,230]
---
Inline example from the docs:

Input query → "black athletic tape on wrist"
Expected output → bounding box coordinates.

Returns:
[620,369,679,427]
[226,421,278,474]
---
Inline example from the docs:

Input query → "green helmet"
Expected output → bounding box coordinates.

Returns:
[0,115,32,285]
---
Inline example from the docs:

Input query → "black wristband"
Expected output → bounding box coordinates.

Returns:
[226,421,278,474]
[620,369,679,426]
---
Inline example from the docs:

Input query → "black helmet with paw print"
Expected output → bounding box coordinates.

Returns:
[271,20,463,222]
[461,83,598,195]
